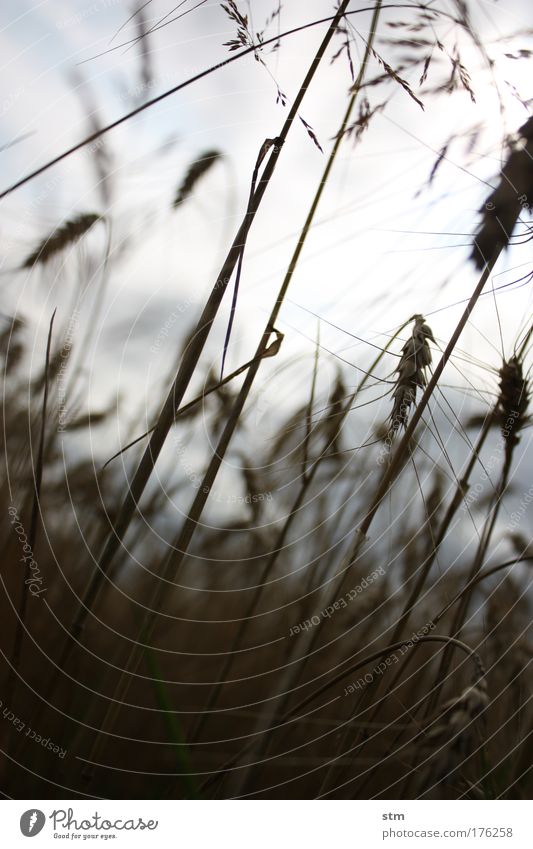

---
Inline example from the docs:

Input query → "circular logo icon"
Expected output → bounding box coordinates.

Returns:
[20,810,46,837]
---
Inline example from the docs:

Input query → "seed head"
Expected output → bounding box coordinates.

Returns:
[497,356,529,448]
[388,315,435,437]
[22,213,101,269]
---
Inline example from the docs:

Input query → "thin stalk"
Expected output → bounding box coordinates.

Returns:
[352,257,500,554]
[392,411,496,643]
[224,354,403,787]
[0,6,435,200]
[427,441,516,715]
[102,333,283,469]
[199,634,484,796]
[65,219,113,401]
[306,253,500,656]
[6,309,56,709]
[303,324,321,480]
[63,0,355,773]
[189,0,386,789]
[142,638,199,799]
[326,552,532,797]
[92,0,384,763]
[330,408,497,794]
[231,249,501,791]
[432,339,533,717]
[435,554,533,624]
[353,549,532,798]
[189,326,397,745]
[46,0,352,693]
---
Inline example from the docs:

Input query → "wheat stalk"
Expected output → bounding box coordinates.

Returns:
[172,150,223,207]
[497,355,529,452]
[472,116,533,269]
[411,676,489,797]
[428,349,531,715]
[388,314,435,438]
[22,213,101,269]
[64,2,357,781]
[5,310,56,714]
[186,1,388,768]
[200,634,484,796]
[1,9,405,201]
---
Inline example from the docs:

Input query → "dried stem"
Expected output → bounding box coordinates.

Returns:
[6,310,56,708]
[65,0,356,776]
